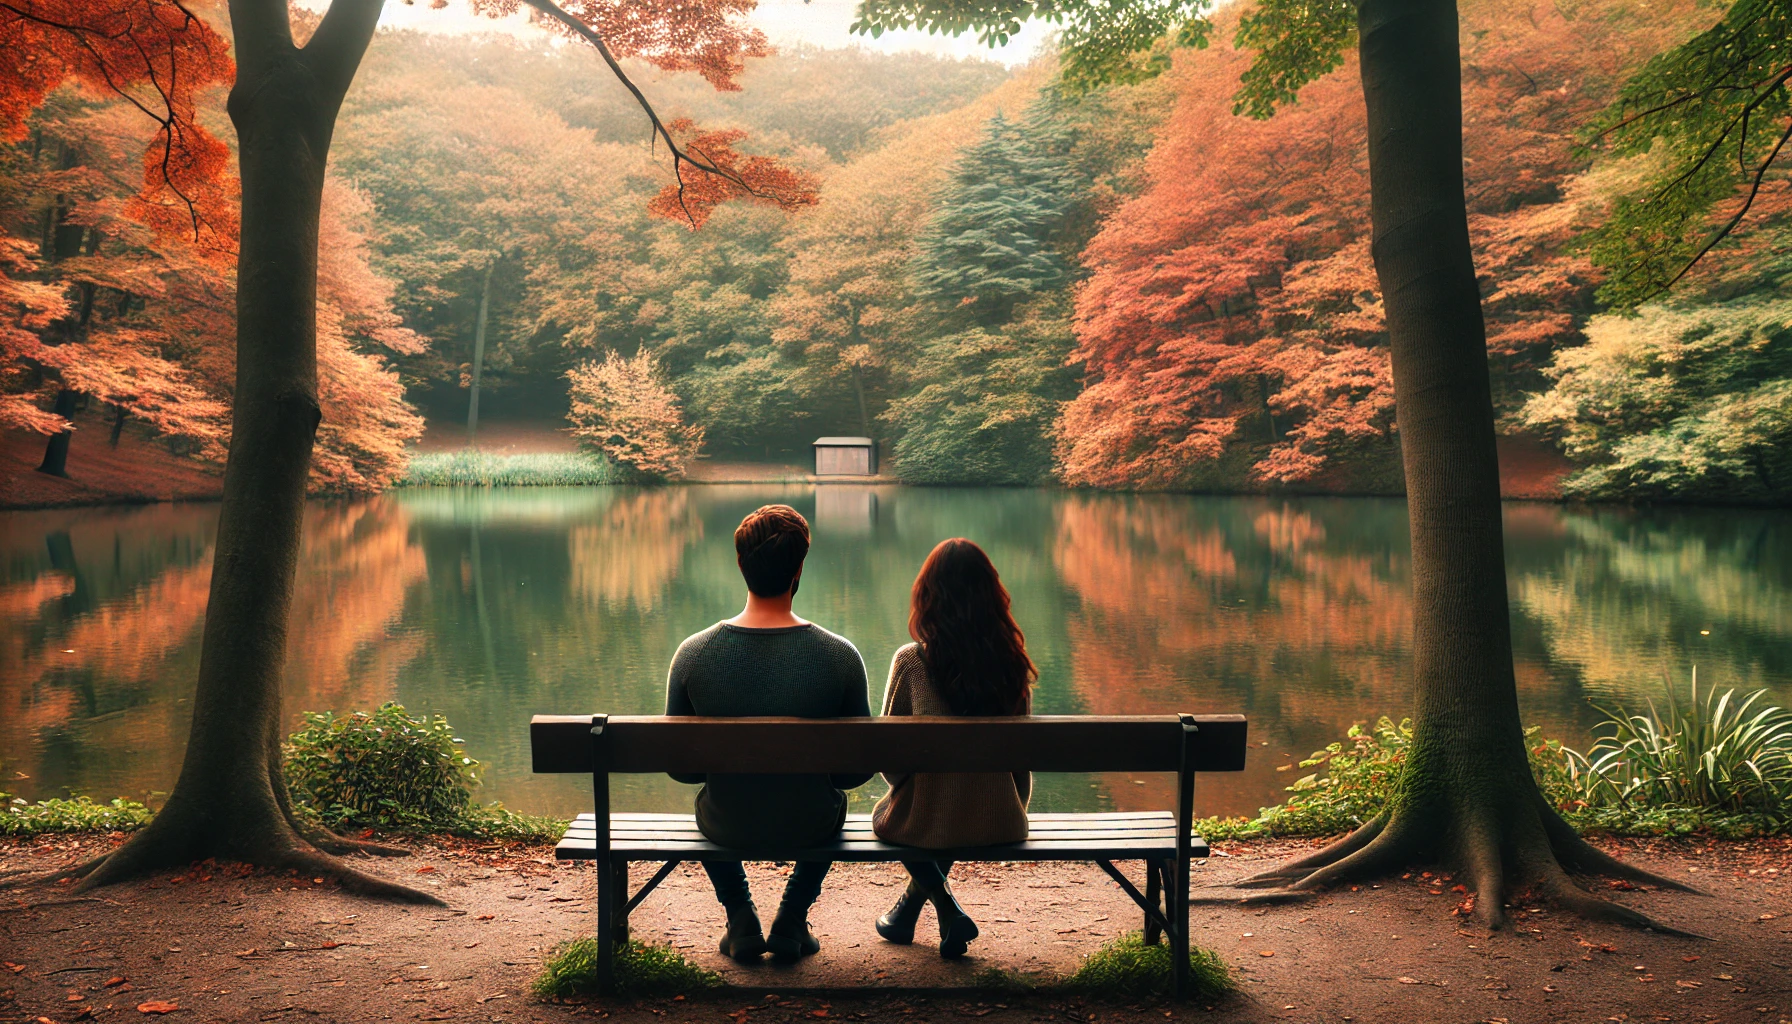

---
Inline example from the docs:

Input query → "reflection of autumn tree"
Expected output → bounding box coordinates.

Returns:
[569,489,704,612]
[1053,495,1412,815]
[0,505,217,800]
[282,501,427,714]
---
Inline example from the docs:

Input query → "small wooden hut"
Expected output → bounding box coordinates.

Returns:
[812,437,877,476]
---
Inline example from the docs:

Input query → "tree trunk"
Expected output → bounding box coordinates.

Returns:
[467,262,494,446]
[110,404,128,447]
[849,366,872,439]
[1238,0,1689,933]
[67,0,434,903]
[37,389,77,476]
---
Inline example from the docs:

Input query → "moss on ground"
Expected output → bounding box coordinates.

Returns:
[1056,933,1232,1001]
[532,938,723,999]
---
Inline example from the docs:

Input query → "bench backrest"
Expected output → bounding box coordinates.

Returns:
[531,714,1248,775]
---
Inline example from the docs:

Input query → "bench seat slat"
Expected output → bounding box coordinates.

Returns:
[554,811,1209,862]
[588,828,1180,843]
[554,836,1208,861]
[584,817,1189,832]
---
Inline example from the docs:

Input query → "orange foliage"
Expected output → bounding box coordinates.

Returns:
[0,0,236,257]
[466,0,817,231]
[2,101,231,446]
[472,0,768,91]
[1060,0,1702,490]
[647,118,820,229]
[565,349,704,479]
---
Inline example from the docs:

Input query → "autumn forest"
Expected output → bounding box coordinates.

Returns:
[5,0,1789,504]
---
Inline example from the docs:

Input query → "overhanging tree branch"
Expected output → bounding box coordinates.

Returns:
[515,0,806,225]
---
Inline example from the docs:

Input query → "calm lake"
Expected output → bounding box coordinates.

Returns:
[4,485,1790,821]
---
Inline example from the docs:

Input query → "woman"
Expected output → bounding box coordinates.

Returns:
[872,538,1036,958]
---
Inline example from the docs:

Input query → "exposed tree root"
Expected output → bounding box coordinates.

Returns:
[3,801,442,906]
[295,824,411,859]
[1223,795,1698,935]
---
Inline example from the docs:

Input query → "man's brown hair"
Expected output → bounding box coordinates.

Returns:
[735,504,811,597]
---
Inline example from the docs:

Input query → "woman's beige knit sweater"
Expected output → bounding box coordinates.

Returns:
[871,642,1031,849]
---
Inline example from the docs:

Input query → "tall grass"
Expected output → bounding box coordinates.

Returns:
[1564,669,1792,817]
[399,450,617,487]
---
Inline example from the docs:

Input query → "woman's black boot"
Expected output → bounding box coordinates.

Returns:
[905,863,978,959]
[930,884,979,959]
[875,882,927,944]
[718,901,767,962]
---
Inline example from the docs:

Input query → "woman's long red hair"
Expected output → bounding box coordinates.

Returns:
[908,538,1036,715]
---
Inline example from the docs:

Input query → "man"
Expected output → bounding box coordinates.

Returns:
[665,504,873,962]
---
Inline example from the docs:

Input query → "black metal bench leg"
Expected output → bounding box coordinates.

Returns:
[1144,859,1163,946]
[596,854,615,992]
[613,859,632,944]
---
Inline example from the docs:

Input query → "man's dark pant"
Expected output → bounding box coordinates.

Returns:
[703,861,831,910]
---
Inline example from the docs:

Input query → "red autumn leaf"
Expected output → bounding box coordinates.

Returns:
[136,1001,179,1014]
[647,119,818,230]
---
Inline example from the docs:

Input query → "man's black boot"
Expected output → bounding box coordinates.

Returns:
[766,897,822,961]
[718,901,767,962]
[874,882,928,944]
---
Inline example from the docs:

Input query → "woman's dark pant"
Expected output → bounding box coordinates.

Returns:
[902,859,955,890]
[703,861,832,909]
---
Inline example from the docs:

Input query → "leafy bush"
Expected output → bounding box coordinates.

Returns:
[1198,694,1792,842]
[565,350,705,481]
[400,450,618,487]
[1058,932,1232,1001]
[0,794,153,835]
[1551,675,1792,820]
[283,703,481,832]
[532,938,722,999]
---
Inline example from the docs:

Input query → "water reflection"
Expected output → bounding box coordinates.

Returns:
[2,490,1788,820]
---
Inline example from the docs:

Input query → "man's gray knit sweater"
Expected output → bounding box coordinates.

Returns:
[664,621,873,848]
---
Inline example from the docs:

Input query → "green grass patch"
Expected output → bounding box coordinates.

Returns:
[1057,933,1232,1001]
[0,794,153,835]
[399,450,618,487]
[532,938,722,999]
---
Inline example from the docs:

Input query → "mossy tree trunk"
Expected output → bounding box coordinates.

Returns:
[1239,0,1691,932]
[66,0,436,903]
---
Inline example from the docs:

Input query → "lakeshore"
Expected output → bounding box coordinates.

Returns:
[3,834,1788,1023]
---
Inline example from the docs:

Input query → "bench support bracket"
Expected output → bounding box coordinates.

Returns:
[1095,859,1174,940]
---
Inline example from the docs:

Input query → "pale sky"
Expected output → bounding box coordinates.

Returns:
[342,0,1054,65]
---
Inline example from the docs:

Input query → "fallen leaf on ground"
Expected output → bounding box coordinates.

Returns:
[136,1000,179,1014]
[1258,951,1275,958]
[1397,977,1419,985]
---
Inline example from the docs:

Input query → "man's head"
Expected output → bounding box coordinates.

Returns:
[735,504,810,598]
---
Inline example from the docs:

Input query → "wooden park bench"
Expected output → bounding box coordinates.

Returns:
[530,714,1248,996]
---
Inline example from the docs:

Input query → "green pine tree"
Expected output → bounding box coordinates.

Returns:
[912,108,1083,324]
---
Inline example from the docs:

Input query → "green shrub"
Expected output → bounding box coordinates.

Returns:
[0,794,153,835]
[400,451,618,487]
[1194,697,1792,843]
[1058,932,1231,1001]
[456,806,571,843]
[1567,674,1792,817]
[283,703,480,832]
[532,938,722,999]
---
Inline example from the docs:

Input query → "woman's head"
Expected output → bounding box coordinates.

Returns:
[908,538,1036,715]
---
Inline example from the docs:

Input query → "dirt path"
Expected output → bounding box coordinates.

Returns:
[2,835,1788,1024]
